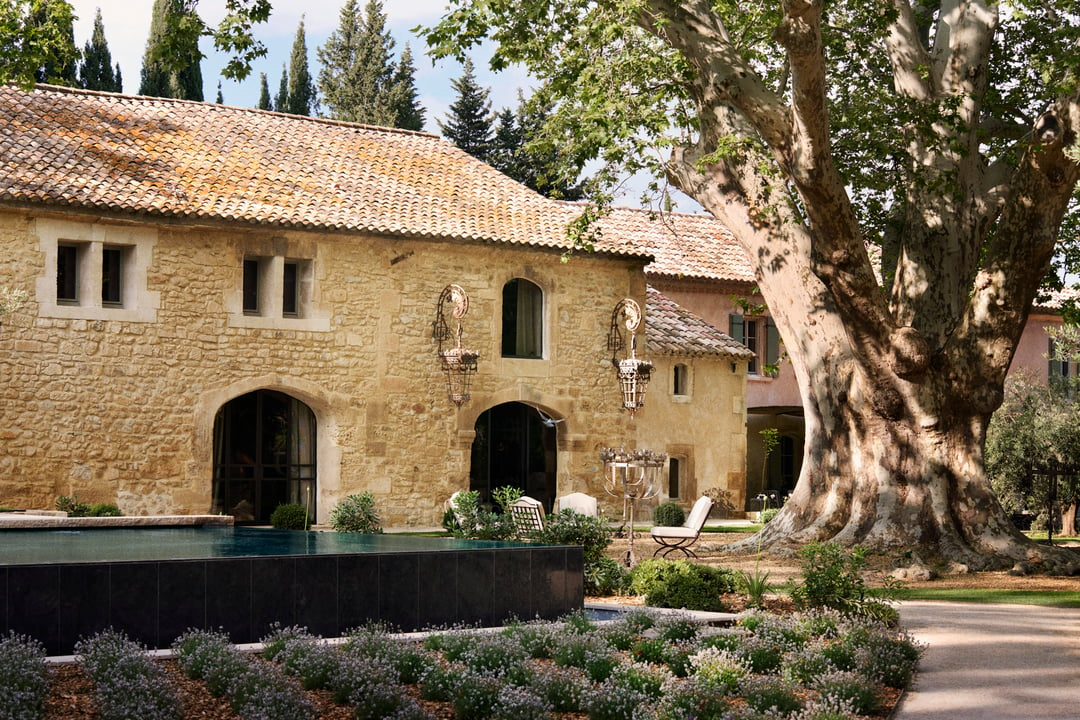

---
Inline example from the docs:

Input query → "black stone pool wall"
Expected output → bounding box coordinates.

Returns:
[1,545,584,655]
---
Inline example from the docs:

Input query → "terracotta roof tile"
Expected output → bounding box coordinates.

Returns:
[646,286,753,358]
[0,84,646,259]
[574,204,755,283]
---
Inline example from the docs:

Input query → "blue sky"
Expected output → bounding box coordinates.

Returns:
[68,1,533,134]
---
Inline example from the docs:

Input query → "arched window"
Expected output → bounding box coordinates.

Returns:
[502,278,543,358]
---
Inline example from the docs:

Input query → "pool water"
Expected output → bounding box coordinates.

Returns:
[0,526,534,566]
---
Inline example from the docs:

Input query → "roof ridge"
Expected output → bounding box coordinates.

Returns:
[22,82,441,139]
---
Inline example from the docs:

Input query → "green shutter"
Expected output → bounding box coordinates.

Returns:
[730,313,744,343]
[766,317,780,365]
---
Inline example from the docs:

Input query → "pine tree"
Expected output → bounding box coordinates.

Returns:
[318,0,398,126]
[77,8,120,91]
[438,58,494,162]
[275,64,288,114]
[257,72,272,111]
[30,0,78,86]
[284,18,316,116]
[139,0,203,100]
[389,43,425,131]
[490,107,521,177]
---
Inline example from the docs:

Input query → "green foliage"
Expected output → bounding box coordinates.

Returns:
[585,555,627,596]
[87,502,122,517]
[438,56,494,160]
[283,19,316,116]
[759,507,780,524]
[0,0,79,88]
[329,492,383,534]
[789,542,901,620]
[448,490,516,540]
[317,0,422,128]
[270,502,310,530]
[627,559,737,611]
[0,631,48,720]
[55,493,90,517]
[740,567,773,608]
[490,485,523,512]
[77,629,183,720]
[78,8,122,92]
[257,72,272,110]
[652,501,685,527]
[139,0,203,100]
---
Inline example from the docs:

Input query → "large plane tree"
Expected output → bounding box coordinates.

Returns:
[424,1,1080,572]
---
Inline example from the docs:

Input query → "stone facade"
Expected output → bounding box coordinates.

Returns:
[0,210,673,525]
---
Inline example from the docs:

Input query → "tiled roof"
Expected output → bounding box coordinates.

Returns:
[0,84,646,259]
[579,204,755,283]
[1033,287,1080,312]
[646,286,753,358]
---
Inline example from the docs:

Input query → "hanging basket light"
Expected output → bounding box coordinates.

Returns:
[432,284,480,407]
[607,298,653,417]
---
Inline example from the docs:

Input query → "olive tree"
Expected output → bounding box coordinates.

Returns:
[423,1,1080,571]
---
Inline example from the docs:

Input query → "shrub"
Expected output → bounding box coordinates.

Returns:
[448,491,517,540]
[172,629,239,686]
[261,625,337,690]
[226,661,316,720]
[652,501,686,527]
[585,555,627,596]
[55,494,90,517]
[270,503,310,529]
[88,503,122,517]
[419,662,461,702]
[850,626,924,688]
[607,660,671,698]
[643,677,731,720]
[813,670,883,715]
[492,685,553,720]
[759,507,780,524]
[789,542,870,613]
[688,646,749,690]
[459,633,532,683]
[538,510,612,565]
[738,674,803,714]
[528,664,587,713]
[627,558,737,611]
[452,669,502,720]
[781,642,837,684]
[0,631,48,720]
[584,676,648,720]
[329,492,383,534]
[76,629,183,720]
[503,620,557,659]
[549,633,617,682]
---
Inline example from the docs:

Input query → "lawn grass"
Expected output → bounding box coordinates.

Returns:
[703,523,763,533]
[1023,531,1080,543]
[898,587,1080,607]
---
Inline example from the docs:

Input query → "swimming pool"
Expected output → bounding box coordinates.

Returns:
[0,527,583,655]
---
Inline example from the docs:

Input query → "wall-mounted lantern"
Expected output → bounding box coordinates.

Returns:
[607,297,653,417]
[432,284,479,407]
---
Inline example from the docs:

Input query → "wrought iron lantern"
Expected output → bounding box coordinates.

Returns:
[607,298,653,416]
[432,284,480,407]
[601,446,667,565]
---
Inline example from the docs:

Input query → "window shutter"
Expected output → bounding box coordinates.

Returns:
[729,313,744,343]
[766,317,780,366]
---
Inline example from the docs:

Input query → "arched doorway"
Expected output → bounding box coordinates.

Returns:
[470,402,557,510]
[212,389,317,524]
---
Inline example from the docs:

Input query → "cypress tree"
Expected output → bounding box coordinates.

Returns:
[78,8,121,91]
[215,81,223,104]
[139,0,203,100]
[257,72,272,111]
[275,64,288,114]
[284,18,316,116]
[389,43,425,131]
[318,0,402,126]
[438,58,494,162]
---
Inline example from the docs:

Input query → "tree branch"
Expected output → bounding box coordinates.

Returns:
[884,0,934,101]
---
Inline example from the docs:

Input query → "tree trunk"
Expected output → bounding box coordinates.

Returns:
[1062,503,1077,539]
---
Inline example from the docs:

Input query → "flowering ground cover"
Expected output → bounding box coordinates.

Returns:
[21,605,917,720]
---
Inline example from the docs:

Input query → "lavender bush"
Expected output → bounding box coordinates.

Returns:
[76,629,182,720]
[0,631,48,720]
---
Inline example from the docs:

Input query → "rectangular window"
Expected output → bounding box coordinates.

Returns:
[673,364,688,396]
[243,258,260,315]
[56,244,79,303]
[101,246,124,305]
[744,318,759,374]
[283,261,299,317]
[669,458,681,499]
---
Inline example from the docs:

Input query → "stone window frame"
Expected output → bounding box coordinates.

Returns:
[228,248,329,332]
[35,218,160,323]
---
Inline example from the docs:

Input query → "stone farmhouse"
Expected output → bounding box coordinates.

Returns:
[0,84,752,526]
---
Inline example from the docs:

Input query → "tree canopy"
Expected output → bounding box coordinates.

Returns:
[438,57,495,161]
[78,7,122,92]
[140,0,203,100]
[424,1,1080,571]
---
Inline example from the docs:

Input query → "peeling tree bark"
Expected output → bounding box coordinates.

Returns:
[647,0,1080,572]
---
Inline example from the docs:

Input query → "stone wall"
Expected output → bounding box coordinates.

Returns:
[0,209,680,525]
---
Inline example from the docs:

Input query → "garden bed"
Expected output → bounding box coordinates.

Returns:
[27,606,916,720]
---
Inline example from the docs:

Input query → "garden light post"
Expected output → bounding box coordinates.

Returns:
[601,447,666,566]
